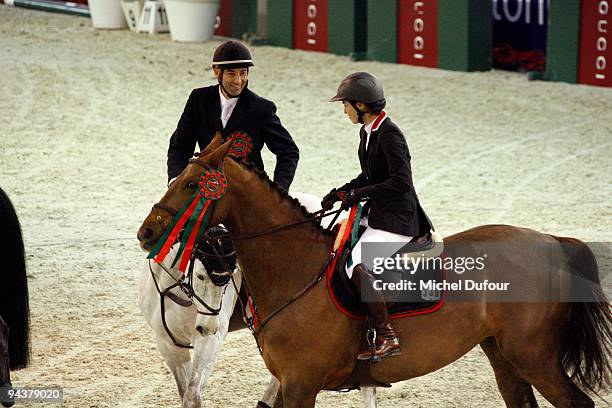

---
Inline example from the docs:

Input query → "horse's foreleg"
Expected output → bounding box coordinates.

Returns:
[280,380,318,408]
[182,333,224,408]
[360,386,377,408]
[479,337,539,407]
[156,337,192,400]
[256,376,279,408]
[271,387,283,408]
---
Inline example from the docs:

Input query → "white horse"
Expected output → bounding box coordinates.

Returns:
[139,192,377,408]
[138,242,235,407]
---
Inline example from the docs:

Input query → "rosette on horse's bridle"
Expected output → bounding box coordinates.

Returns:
[148,165,228,273]
[148,131,253,272]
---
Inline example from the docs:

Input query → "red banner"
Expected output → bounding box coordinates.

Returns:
[214,0,232,37]
[293,0,328,52]
[578,0,611,87]
[398,0,439,67]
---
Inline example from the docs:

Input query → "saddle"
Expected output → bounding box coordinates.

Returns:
[327,213,446,320]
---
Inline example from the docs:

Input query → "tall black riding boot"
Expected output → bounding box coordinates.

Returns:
[350,263,401,361]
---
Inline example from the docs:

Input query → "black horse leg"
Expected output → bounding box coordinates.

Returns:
[0,321,15,408]
[0,357,14,408]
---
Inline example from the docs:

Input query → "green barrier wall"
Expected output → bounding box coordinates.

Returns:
[268,0,366,56]
[268,0,293,48]
[329,0,367,56]
[366,0,397,62]
[438,0,492,71]
[544,0,581,83]
[367,0,491,71]
[232,0,257,39]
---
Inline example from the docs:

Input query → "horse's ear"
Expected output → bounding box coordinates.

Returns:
[199,131,223,156]
[205,138,236,168]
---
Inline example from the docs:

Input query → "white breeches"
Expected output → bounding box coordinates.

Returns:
[346,218,412,278]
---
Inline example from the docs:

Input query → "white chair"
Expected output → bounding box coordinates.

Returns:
[137,0,169,34]
[121,0,144,32]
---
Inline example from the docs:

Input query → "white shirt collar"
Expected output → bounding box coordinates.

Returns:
[364,119,375,137]
[219,86,239,128]
[219,86,239,108]
[363,111,387,149]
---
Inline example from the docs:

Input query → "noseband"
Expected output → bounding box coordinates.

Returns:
[153,203,178,218]
[149,247,233,350]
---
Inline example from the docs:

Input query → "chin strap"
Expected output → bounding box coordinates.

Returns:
[349,100,365,124]
[219,82,246,99]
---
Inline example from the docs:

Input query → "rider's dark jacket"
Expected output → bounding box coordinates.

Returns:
[167,85,299,190]
[340,113,433,237]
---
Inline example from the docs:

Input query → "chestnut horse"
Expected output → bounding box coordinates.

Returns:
[138,138,611,407]
[0,187,30,408]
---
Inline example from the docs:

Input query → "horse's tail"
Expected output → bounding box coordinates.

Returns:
[0,187,30,370]
[553,236,612,394]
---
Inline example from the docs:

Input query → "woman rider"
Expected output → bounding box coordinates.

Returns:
[321,72,433,361]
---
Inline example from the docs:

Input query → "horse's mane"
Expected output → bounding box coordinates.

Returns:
[229,156,335,238]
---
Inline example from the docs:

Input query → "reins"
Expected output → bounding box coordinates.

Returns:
[148,247,231,349]
[213,207,343,242]
[151,156,348,353]
[148,259,194,349]
[254,252,335,336]
[157,156,344,242]
[193,209,341,356]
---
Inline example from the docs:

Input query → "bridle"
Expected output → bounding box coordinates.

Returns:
[149,156,345,351]
[153,202,178,218]
[148,245,232,349]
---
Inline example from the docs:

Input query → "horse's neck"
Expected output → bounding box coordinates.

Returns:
[225,177,334,315]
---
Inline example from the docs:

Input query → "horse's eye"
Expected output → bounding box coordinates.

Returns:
[187,181,198,190]
[196,274,205,281]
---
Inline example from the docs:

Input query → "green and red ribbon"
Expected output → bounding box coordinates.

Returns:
[147,168,228,273]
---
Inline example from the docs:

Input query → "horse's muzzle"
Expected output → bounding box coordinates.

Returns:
[137,226,157,251]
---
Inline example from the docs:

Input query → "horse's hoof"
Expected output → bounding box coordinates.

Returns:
[0,383,15,408]
[256,401,273,408]
[0,394,15,407]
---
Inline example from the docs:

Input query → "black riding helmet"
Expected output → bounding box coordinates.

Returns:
[212,40,254,69]
[330,72,386,123]
[213,41,254,98]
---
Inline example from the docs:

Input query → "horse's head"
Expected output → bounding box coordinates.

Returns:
[137,132,237,251]
[138,134,241,338]
[143,237,236,340]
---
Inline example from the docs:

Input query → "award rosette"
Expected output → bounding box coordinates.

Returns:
[199,169,228,200]
[226,131,253,159]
